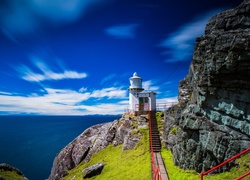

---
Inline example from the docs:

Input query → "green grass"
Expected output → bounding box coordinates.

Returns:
[156,111,164,131]
[132,120,138,129]
[161,148,199,180]
[169,127,177,134]
[0,171,26,180]
[161,148,250,180]
[62,128,151,180]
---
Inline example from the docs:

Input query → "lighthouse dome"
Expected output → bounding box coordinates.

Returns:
[129,72,143,90]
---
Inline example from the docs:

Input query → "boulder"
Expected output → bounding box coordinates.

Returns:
[82,163,105,179]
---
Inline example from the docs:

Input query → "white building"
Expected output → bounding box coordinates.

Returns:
[128,72,156,115]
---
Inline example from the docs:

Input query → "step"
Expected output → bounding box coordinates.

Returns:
[150,138,160,140]
[152,143,161,145]
[151,135,160,137]
[151,142,161,145]
[151,139,161,142]
[150,133,160,135]
[150,139,161,142]
[151,143,161,146]
[151,146,161,149]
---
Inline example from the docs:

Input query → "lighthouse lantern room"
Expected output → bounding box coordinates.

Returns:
[128,72,156,115]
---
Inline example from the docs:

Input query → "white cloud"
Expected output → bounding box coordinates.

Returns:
[0,85,127,115]
[156,96,178,104]
[105,24,139,38]
[0,91,12,95]
[0,0,107,41]
[160,9,223,63]
[163,81,173,85]
[90,87,127,99]
[79,87,88,93]
[101,73,116,85]
[22,70,87,82]
[156,96,178,110]
[142,80,159,91]
[17,58,87,82]
[80,102,127,115]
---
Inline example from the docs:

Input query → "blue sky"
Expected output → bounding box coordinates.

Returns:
[0,0,242,115]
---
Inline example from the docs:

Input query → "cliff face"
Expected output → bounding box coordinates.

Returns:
[48,116,147,180]
[163,0,250,173]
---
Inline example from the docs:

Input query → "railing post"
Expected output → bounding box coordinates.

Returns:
[200,173,203,180]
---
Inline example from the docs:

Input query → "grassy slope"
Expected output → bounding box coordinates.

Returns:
[161,143,250,180]
[62,129,151,180]
[0,171,26,180]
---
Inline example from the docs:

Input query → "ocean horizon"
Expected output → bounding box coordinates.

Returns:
[0,115,121,180]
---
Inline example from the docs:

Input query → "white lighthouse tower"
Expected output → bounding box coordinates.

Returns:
[128,72,156,115]
[128,72,144,113]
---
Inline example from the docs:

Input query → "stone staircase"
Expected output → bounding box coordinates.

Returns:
[149,111,169,180]
[149,111,161,152]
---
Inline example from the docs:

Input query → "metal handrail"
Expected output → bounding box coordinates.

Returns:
[236,171,250,180]
[200,148,250,180]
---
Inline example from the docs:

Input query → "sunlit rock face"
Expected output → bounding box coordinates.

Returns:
[48,116,147,180]
[163,0,250,173]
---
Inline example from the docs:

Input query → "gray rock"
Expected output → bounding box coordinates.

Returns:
[49,118,142,180]
[48,122,116,180]
[122,133,141,151]
[137,115,148,129]
[163,0,250,174]
[82,163,104,179]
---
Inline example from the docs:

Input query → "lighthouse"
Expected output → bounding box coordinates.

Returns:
[128,72,156,115]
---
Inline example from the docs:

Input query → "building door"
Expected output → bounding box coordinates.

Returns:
[139,97,144,111]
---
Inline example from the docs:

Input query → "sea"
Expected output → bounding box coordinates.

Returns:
[0,115,121,180]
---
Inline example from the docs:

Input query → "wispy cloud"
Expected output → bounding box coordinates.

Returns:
[105,24,139,38]
[101,73,116,85]
[90,87,126,99]
[0,0,107,41]
[0,91,12,95]
[160,9,223,63]
[163,81,173,85]
[16,57,87,82]
[0,86,127,115]
[142,80,159,91]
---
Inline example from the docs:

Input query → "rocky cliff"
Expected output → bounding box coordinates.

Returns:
[48,116,147,180]
[163,0,250,173]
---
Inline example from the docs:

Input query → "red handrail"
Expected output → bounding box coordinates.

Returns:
[236,171,250,180]
[148,109,162,180]
[200,148,250,180]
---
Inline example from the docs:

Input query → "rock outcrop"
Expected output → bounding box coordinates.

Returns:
[163,0,250,173]
[48,116,147,180]
[0,163,27,180]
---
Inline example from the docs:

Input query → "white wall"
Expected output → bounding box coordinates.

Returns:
[129,91,156,112]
